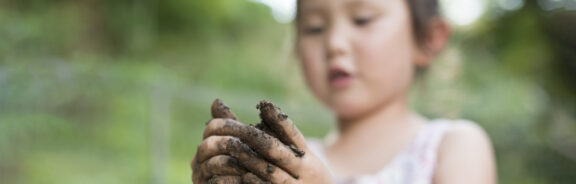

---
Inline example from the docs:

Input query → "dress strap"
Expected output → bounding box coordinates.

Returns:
[406,120,454,183]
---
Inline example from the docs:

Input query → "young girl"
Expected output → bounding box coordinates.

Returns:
[192,0,496,183]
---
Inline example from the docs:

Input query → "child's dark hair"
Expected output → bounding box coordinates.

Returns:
[296,0,441,44]
[407,0,440,44]
[406,0,440,77]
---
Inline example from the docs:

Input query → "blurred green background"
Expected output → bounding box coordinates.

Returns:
[1,0,576,183]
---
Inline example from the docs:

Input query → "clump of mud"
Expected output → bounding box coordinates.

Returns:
[256,100,304,157]
[211,99,304,157]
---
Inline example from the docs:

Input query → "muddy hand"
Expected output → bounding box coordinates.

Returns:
[255,100,334,183]
[192,99,240,184]
[211,99,238,120]
[202,100,335,183]
[202,120,302,182]
[206,173,268,184]
[194,99,267,184]
[201,99,302,183]
[256,100,306,157]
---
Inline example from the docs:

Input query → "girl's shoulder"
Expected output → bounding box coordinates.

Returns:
[432,119,492,154]
[425,119,490,149]
[433,119,497,183]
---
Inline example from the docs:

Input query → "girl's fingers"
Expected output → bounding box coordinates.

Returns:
[209,99,305,157]
[207,176,241,184]
[203,119,302,178]
[207,173,286,184]
[192,155,244,184]
[202,119,251,140]
[196,135,300,183]
[241,173,269,184]
[257,100,307,156]
[192,156,202,183]
[211,99,238,120]
[199,155,246,180]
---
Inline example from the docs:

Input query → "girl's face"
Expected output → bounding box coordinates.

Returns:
[297,0,421,121]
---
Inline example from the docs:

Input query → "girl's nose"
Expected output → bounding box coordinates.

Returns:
[325,24,351,61]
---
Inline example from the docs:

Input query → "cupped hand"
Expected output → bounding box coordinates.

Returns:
[191,99,334,184]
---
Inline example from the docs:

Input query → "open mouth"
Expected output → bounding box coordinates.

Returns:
[329,67,355,88]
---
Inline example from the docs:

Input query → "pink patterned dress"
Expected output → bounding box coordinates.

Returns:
[307,119,469,184]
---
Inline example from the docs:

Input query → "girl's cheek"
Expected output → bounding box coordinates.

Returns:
[354,10,416,95]
[299,40,329,100]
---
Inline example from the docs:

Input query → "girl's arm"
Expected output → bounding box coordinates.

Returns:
[434,122,497,184]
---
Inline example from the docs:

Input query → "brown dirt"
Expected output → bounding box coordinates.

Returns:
[210,99,304,158]
[208,176,242,184]
[208,99,304,183]
[211,99,238,120]
[241,173,270,184]
[256,100,305,157]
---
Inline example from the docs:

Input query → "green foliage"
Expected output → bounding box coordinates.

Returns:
[1,0,575,183]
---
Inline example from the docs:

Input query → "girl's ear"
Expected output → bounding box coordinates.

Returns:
[414,18,451,67]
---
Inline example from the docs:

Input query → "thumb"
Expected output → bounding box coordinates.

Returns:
[211,99,238,120]
[257,100,307,157]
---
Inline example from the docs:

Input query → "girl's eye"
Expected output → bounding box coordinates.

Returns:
[304,26,325,35]
[354,17,372,26]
